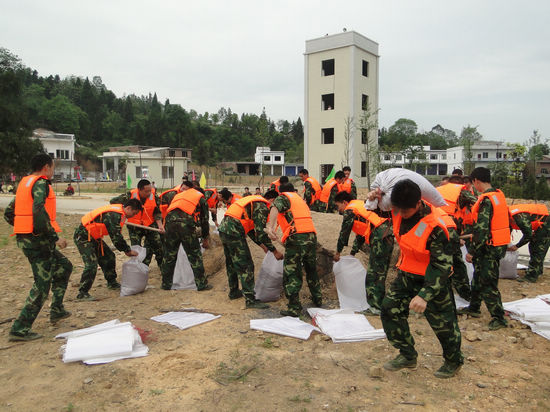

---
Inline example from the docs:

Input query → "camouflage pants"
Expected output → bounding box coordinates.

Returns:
[74,226,118,294]
[450,241,471,301]
[161,220,207,290]
[308,200,322,212]
[283,233,322,312]
[11,237,73,335]
[381,272,463,364]
[128,223,163,267]
[365,229,394,310]
[219,233,255,303]
[470,249,505,321]
[525,222,550,281]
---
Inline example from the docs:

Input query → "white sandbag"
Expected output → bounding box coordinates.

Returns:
[121,246,149,296]
[333,256,370,311]
[460,245,474,283]
[365,168,446,211]
[255,252,284,302]
[499,246,518,279]
[250,317,320,340]
[172,245,198,290]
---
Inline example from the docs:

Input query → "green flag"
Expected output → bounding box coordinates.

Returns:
[126,173,132,189]
[325,166,336,182]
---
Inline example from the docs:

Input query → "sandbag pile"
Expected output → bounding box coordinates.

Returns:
[307,308,386,343]
[503,294,550,340]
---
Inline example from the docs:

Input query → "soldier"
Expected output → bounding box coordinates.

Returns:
[161,180,212,291]
[333,191,394,314]
[270,176,288,193]
[298,169,322,211]
[509,203,550,283]
[159,182,184,221]
[242,187,252,197]
[204,188,220,227]
[4,154,73,341]
[339,166,357,199]
[219,190,284,308]
[74,199,142,300]
[319,171,346,213]
[110,179,164,267]
[462,167,510,330]
[266,183,322,317]
[381,179,463,378]
[219,188,242,206]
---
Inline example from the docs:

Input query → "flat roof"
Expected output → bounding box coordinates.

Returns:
[305,30,379,56]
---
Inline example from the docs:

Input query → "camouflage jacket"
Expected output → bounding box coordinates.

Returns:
[218,202,276,251]
[110,190,162,221]
[512,212,536,249]
[75,211,131,252]
[165,196,210,239]
[4,178,59,244]
[398,202,453,302]
[273,194,314,243]
[469,187,506,258]
[303,180,317,206]
[336,209,393,254]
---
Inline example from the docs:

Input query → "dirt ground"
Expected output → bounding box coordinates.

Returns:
[1,207,550,412]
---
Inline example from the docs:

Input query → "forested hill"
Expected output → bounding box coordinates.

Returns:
[0,47,304,170]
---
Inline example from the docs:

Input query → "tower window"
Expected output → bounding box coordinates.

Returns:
[322,128,334,144]
[322,94,334,110]
[322,59,335,76]
[362,60,369,77]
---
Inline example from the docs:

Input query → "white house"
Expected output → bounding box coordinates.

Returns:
[254,147,285,175]
[32,128,76,181]
[446,141,512,172]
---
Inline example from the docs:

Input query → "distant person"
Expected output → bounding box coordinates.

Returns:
[298,169,322,211]
[182,172,189,182]
[151,181,156,190]
[440,176,450,186]
[64,183,74,196]
[339,166,357,199]
[0,181,3,193]
[451,169,463,176]
[255,187,261,195]
[242,187,252,197]
[7,183,14,193]
[270,176,289,193]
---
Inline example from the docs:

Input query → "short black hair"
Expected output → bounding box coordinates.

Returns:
[220,188,232,200]
[335,171,346,180]
[448,175,464,184]
[299,169,309,175]
[463,176,472,184]
[335,191,353,203]
[31,153,53,172]
[264,189,278,200]
[342,166,351,172]
[244,187,249,190]
[451,169,464,176]
[470,167,491,183]
[124,198,143,211]
[181,180,194,189]
[391,179,421,210]
[279,176,289,184]
[137,179,151,190]
[279,183,295,193]
[255,187,260,191]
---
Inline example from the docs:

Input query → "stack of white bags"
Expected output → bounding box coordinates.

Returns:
[503,294,550,340]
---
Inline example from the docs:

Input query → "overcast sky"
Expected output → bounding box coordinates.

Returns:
[2,0,549,143]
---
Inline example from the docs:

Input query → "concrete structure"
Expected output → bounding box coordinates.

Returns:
[304,31,379,185]
[254,147,285,175]
[446,141,511,172]
[32,129,76,181]
[100,146,191,188]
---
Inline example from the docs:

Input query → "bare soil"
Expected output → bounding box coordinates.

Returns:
[1,208,550,412]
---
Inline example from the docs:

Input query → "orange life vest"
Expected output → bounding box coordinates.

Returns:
[127,188,157,226]
[167,189,205,221]
[159,185,182,219]
[303,177,322,204]
[320,178,338,204]
[509,204,549,231]
[13,175,61,235]
[276,192,316,243]
[471,190,511,246]
[436,183,465,216]
[344,200,387,244]
[229,194,242,205]
[392,205,450,276]
[338,178,354,194]
[271,179,281,193]
[205,188,218,209]
[81,204,125,240]
[225,195,270,234]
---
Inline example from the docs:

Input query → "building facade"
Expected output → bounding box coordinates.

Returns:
[304,31,379,186]
[32,129,76,181]
[254,146,285,176]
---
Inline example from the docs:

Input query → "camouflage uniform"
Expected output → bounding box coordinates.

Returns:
[337,210,394,310]
[203,190,219,225]
[273,195,322,314]
[381,203,463,365]
[4,179,72,335]
[319,184,339,213]
[467,188,507,323]
[512,212,550,282]
[218,202,276,303]
[303,180,322,212]
[74,212,131,294]
[448,224,471,302]
[110,191,163,267]
[161,196,210,290]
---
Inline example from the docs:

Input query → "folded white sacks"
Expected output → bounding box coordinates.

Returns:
[503,296,550,340]
[333,257,370,312]
[56,320,148,364]
[454,295,470,310]
[172,245,198,290]
[307,308,386,343]
[151,311,220,330]
[121,245,149,296]
[250,317,320,340]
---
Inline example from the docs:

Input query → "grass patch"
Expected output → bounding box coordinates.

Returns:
[288,394,312,403]
[262,337,274,349]
[211,361,257,386]
[149,389,164,396]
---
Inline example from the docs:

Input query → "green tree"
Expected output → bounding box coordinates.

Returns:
[536,177,550,200]
[359,104,380,188]
[523,175,536,199]
[508,143,527,184]
[39,94,84,134]
[460,125,483,174]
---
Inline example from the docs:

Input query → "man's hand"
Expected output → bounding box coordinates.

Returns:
[260,244,268,253]
[333,252,340,262]
[56,238,67,249]
[202,238,210,249]
[507,245,518,252]
[409,295,427,313]
[125,250,138,257]
[460,239,465,246]
[273,249,284,260]
[465,253,473,263]
[366,188,382,202]
[265,227,277,241]
[156,221,165,234]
